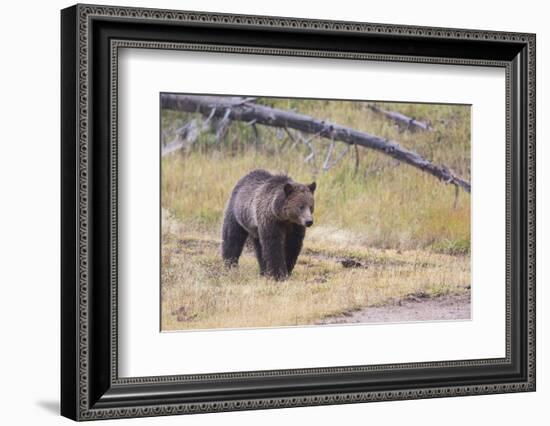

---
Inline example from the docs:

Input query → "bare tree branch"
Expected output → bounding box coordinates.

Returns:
[161,94,469,193]
[161,119,201,156]
[322,140,335,171]
[330,144,350,169]
[353,143,361,175]
[367,104,433,132]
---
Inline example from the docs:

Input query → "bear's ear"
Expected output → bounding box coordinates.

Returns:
[284,183,294,196]
[308,182,317,193]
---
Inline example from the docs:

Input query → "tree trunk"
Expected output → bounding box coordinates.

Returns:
[367,104,433,132]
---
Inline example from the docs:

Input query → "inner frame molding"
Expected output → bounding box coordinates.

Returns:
[114,40,508,377]
[61,4,535,421]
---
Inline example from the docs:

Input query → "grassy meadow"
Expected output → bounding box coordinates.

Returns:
[161,97,471,331]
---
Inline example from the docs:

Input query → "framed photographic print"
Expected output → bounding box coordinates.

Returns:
[61,4,536,421]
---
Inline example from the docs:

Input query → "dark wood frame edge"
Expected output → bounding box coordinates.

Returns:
[61,4,535,421]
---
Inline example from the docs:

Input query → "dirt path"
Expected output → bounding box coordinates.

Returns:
[317,292,470,325]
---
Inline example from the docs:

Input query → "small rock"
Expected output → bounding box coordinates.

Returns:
[172,306,197,322]
[309,276,328,284]
[340,259,364,268]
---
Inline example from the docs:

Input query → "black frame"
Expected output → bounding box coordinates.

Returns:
[61,4,536,421]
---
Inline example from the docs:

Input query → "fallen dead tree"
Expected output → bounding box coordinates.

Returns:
[367,104,433,132]
[161,119,201,156]
[161,94,470,193]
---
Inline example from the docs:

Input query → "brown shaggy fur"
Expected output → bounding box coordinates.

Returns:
[221,169,316,280]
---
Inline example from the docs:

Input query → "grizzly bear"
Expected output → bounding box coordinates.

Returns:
[221,169,316,280]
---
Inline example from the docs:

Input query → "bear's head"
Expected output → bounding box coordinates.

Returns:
[281,181,316,227]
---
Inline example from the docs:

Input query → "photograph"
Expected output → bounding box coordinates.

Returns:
[160,94,472,331]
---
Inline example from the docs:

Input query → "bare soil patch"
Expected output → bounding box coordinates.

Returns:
[317,291,471,325]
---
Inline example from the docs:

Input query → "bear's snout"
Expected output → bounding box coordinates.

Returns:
[305,220,314,228]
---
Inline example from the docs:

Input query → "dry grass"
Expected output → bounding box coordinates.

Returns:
[161,211,470,331]
[162,149,470,252]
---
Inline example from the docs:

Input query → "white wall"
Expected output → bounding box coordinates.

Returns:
[0,0,546,424]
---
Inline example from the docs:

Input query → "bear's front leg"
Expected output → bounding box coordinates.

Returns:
[258,226,288,281]
[250,238,267,276]
[285,224,306,275]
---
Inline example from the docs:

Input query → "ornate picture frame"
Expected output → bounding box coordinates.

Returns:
[61,4,535,421]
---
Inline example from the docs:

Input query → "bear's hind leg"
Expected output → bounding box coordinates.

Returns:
[221,209,248,267]
[285,224,306,275]
[251,238,267,275]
